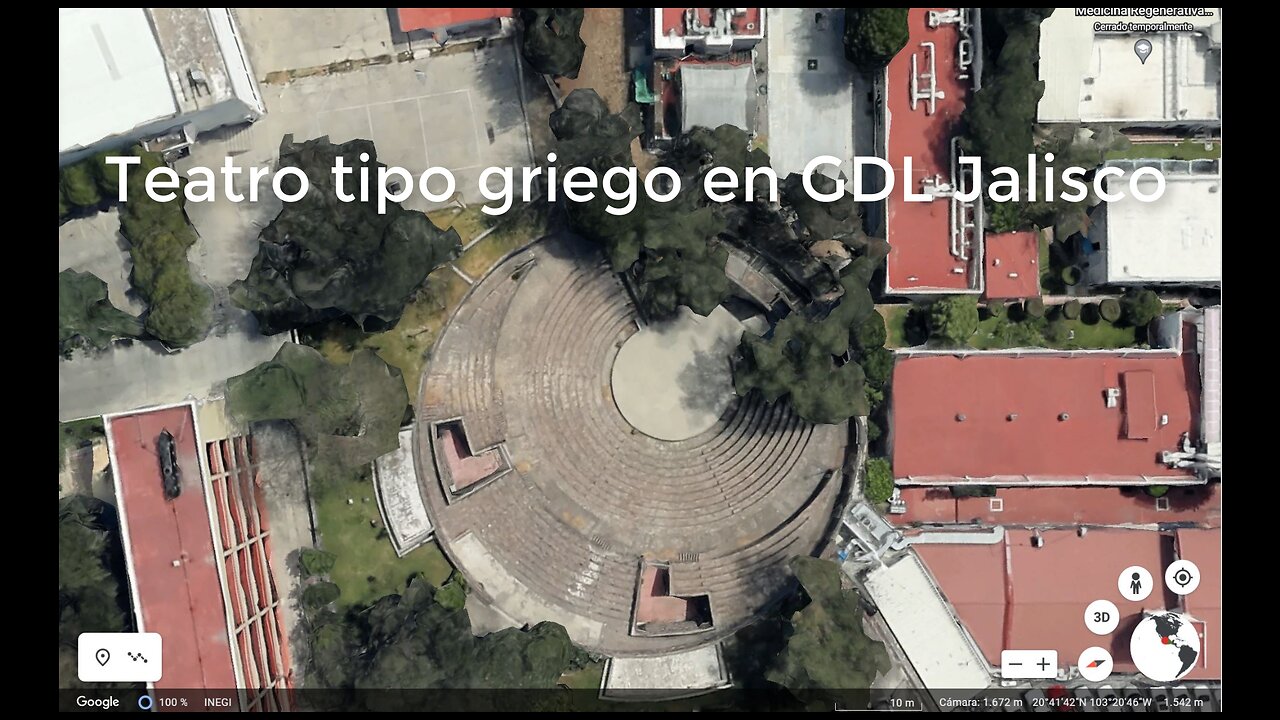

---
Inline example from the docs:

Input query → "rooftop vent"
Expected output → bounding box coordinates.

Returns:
[1031,533,1044,548]
[1078,526,1088,537]
[1008,413,1018,421]
[1059,412,1070,421]
[955,413,967,422]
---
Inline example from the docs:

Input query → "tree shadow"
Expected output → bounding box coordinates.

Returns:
[675,328,740,417]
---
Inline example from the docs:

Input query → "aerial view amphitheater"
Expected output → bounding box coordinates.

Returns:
[414,234,851,655]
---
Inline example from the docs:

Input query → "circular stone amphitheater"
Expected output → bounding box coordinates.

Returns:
[414,234,848,656]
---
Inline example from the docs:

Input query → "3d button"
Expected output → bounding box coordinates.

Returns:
[1085,599,1120,635]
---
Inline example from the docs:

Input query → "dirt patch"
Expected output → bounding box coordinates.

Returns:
[553,8,628,111]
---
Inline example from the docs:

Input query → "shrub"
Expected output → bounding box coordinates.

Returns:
[1146,485,1170,498]
[1099,298,1122,323]
[300,548,337,577]
[865,419,882,443]
[855,313,887,349]
[1061,266,1082,286]
[1062,299,1081,320]
[864,458,895,504]
[1122,289,1164,327]
[302,581,341,610]
[929,296,979,346]
[1044,319,1070,345]
[434,571,469,611]
[986,301,1007,318]
[1023,297,1045,319]
[61,161,102,208]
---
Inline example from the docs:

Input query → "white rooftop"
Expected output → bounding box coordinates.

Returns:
[373,428,434,556]
[1038,9,1221,124]
[600,644,730,700]
[1098,163,1221,284]
[863,551,991,695]
[59,8,177,153]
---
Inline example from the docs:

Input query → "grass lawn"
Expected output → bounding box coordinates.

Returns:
[427,205,493,245]
[878,305,910,348]
[312,466,453,610]
[972,310,1138,350]
[559,660,605,691]
[454,204,546,279]
[60,417,104,471]
[1105,141,1220,161]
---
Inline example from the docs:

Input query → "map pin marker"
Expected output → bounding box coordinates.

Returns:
[1134,39,1153,65]
[96,648,110,666]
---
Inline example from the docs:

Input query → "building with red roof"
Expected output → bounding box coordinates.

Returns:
[982,231,1041,300]
[890,341,1202,486]
[913,527,1220,680]
[882,8,983,296]
[394,8,512,43]
[106,403,293,710]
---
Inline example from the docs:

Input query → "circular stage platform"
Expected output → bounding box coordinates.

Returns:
[610,305,743,441]
[413,234,848,656]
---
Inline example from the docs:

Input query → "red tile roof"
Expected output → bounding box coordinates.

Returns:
[982,231,1041,299]
[885,8,973,292]
[107,406,238,692]
[891,350,1201,484]
[396,8,511,33]
[917,528,1220,680]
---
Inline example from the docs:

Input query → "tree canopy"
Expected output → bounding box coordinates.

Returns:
[551,90,731,319]
[962,10,1055,171]
[842,8,910,72]
[518,8,586,79]
[59,270,143,358]
[305,576,587,709]
[765,557,891,701]
[928,295,979,346]
[1122,288,1165,327]
[59,496,131,688]
[225,342,408,485]
[231,136,461,336]
[864,458,894,504]
[115,146,212,349]
[734,268,877,425]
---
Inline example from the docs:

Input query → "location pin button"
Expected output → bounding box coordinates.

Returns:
[1134,39,1153,65]
[96,648,110,666]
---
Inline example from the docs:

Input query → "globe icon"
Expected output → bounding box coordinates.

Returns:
[1129,611,1201,682]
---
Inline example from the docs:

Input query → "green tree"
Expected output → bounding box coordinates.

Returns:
[854,313,886,350]
[232,136,461,335]
[226,343,408,485]
[59,270,144,357]
[433,571,468,612]
[859,346,894,389]
[1023,296,1045,319]
[300,548,338,577]
[1122,289,1164,327]
[1062,299,1081,320]
[518,8,586,78]
[842,8,909,72]
[116,145,212,349]
[961,10,1049,169]
[61,161,102,208]
[59,181,71,220]
[928,296,979,346]
[864,458,894,504]
[765,557,891,702]
[1146,485,1169,498]
[303,581,342,610]
[1099,298,1122,323]
[734,271,878,425]
[59,496,132,688]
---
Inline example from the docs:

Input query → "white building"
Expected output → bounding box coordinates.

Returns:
[653,8,765,55]
[1037,8,1221,127]
[59,8,264,164]
[1086,160,1221,286]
